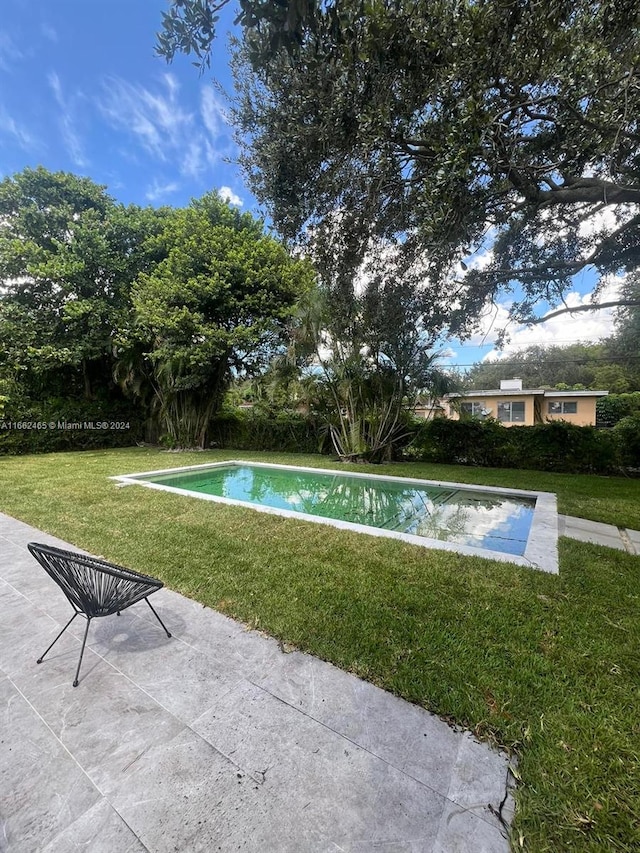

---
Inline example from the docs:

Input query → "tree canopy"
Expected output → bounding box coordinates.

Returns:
[158,0,640,331]
[0,167,166,400]
[609,271,640,360]
[464,340,640,394]
[132,192,315,446]
[275,240,456,461]
[0,168,313,448]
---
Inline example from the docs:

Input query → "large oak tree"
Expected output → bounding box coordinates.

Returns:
[158,0,640,330]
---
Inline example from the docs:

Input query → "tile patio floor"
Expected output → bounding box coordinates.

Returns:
[0,512,515,853]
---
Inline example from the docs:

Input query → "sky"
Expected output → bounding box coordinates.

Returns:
[1,1,246,207]
[0,0,623,374]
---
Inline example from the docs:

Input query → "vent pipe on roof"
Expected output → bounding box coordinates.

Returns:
[500,378,523,391]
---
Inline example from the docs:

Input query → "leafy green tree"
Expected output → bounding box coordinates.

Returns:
[465,339,639,393]
[0,167,167,401]
[159,0,640,330]
[465,343,613,390]
[132,192,314,447]
[610,272,640,364]
[596,391,640,426]
[280,246,455,462]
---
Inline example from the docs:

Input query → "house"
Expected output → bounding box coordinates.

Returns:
[444,378,608,427]
[413,398,445,420]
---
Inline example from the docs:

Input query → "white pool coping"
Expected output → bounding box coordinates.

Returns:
[111,460,559,574]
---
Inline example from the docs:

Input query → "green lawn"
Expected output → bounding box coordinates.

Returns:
[1,447,638,852]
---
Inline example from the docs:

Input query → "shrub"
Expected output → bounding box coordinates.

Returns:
[409,418,619,474]
[410,417,517,468]
[612,414,640,469]
[208,408,329,454]
[510,421,617,474]
[0,398,143,455]
[596,392,640,427]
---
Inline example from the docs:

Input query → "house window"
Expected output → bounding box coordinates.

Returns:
[460,401,486,418]
[497,401,525,423]
[548,401,578,415]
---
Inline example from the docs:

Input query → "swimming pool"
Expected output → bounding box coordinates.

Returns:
[113,461,558,573]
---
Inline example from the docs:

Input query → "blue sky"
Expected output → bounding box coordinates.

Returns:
[1,0,621,374]
[1,0,247,210]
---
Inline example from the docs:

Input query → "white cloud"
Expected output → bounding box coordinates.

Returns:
[0,33,25,71]
[438,346,457,360]
[201,88,227,138]
[182,139,205,178]
[145,179,180,202]
[481,276,624,362]
[99,73,192,162]
[219,186,243,206]
[48,72,88,167]
[0,105,35,150]
[99,75,232,178]
[458,247,494,275]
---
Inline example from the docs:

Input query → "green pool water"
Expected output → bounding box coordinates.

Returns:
[139,463,535,557]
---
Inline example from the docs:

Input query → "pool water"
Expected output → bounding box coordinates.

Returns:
[138,463,535,557]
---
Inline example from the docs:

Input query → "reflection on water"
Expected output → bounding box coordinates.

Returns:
[147,465,535,556]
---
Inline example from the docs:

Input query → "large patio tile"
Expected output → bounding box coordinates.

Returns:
[433,799,510,853]
[104,726,278,853]
[0,537,91,627]
[39,798,147,853]
[0,523,77,553]
[0,676,101,853]
[559,516,625,550]
[252,649,461,767]
[440,731,515,837]
[192,679,448,848]
[137,587,288,678]
[0,581,78,678]
[89,608,241,725]
[10,653,186,797]
[251,645,510,823]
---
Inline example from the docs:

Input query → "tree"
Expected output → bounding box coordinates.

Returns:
[0,167,166,401]
[610,271,640,358]
[131,192,314,447]
[281,243,456,461]
[158,0,640,330]
[464,341,639,393]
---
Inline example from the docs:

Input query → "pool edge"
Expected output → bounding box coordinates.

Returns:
[111,460,559,574]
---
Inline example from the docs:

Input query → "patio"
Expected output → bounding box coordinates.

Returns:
[1,511,514,852]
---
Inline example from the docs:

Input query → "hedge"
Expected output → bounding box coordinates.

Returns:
[208,409,329,454]
[0,399,143,455]
[409,417,633,474]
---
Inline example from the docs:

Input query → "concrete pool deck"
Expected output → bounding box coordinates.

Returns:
[1,512,514,853]
[558,514,639,553]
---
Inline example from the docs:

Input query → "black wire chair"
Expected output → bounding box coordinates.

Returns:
[27,542,171,687]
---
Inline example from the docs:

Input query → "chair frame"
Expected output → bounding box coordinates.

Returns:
[28,542,171,686]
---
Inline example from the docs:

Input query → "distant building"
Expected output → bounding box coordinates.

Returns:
[443,379,608,427]
[413,398,445,420]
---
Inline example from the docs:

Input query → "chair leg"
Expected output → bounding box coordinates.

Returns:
[145,597,171,638]
[73,618,92,687]
[37,612,79,664]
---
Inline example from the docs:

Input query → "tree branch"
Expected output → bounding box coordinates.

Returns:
[537,179,640,206]
[529,300,640,324]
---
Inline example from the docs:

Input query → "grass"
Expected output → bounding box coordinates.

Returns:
[1,447,639,851]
